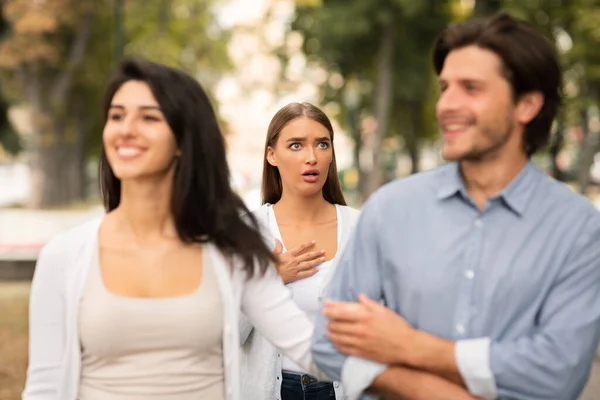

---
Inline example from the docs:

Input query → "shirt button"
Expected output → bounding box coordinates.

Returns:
[334,382,340,388]
[318,296,323,302]
[456,324,466,334]
[474,219,483,228]
[464,270,474,279]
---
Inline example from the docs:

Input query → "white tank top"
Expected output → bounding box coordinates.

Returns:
[77,243,225,400]
[267,205,342,373]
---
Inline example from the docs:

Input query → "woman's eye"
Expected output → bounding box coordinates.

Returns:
[318,142,330,149]
[290,143,301,150]
[109,114,123,121]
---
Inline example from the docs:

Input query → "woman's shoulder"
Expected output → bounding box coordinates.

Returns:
[38,217,102,265]
[336,204,361,221]
[30,216,102,293]
[249,203,271,221]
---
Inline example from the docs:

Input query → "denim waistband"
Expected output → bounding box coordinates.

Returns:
[282,370,319,385]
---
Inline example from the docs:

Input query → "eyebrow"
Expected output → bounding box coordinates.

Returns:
[109,105,162,111]
[286,136,331,142]
[438,78,486,86]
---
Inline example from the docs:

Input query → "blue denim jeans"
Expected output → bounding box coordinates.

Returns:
[281,371,336,400]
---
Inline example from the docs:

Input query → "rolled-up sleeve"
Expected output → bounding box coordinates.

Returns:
[311,194,387,393]
[342,357,387,400]
[455,337,497,399]
[489,215,600,399]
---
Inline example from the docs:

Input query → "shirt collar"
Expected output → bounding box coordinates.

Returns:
[497,160,539,216]
[436,162,464,200]
[436,160,540,217]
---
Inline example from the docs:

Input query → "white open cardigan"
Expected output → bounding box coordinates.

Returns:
[22,216,325,400]
[240,204,361,400]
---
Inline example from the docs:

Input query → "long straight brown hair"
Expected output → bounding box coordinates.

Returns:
[261,102,346,205]
[100,58,275,278]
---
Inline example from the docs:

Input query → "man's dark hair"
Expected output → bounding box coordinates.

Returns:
[432,13,562,156]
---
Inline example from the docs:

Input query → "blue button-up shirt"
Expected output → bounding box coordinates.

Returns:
[312,161,600,399]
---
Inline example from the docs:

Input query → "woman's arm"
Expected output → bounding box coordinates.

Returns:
[239,312,253,345]
[22,243,68,399]
[241,266,329,381]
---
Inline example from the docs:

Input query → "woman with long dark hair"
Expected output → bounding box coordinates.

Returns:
[240,102,360,400]
[23,59,325,400]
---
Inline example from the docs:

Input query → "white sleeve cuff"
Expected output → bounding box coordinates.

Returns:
[341,356,387,400]
[455,337,498,400]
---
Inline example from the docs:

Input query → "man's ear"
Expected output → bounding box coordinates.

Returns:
[516,91,544,125]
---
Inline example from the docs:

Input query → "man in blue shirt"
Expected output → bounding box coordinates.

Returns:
[312,13,600,400]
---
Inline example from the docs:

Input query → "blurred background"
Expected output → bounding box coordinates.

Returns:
[1,0,600,398]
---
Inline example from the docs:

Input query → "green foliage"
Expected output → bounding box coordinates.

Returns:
[292,0,453,169]
[124,0,231,82]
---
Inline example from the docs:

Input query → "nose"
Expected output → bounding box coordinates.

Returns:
[305,147,317,165]
[436,85,460,116]
[117,114,136,137]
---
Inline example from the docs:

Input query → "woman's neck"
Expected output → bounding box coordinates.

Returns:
[273,192,334,225]
[114,174,177,243]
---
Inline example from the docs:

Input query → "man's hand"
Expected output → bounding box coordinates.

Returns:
[324,293,416,365]
[325,294,464,387]
[274,239,326,284]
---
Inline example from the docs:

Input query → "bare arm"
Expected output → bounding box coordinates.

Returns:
[369,367,479,400]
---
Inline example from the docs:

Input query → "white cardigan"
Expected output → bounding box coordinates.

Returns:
[240,204,361,400]
[22,217,325,400]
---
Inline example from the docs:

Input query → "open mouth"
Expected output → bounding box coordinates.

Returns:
[302,169,320,182]
[302,169,320,177]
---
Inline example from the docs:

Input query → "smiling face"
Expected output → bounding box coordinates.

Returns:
[267,117,333,199]
[103,80,179,182]
[436,45,523,162]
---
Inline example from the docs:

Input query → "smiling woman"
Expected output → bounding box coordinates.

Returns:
[22,59,328,400]
[103,81,180,182]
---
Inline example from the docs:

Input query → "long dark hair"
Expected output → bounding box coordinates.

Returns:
[99,58,275,277]
[261,102,346,205]
[432,13,562,156]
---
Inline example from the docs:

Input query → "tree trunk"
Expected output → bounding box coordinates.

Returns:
[158,0,170,36]
[24,8,96,208]
[347,104,367,203]
[405,100,422,174]
[548,115,565,181]
[73,94,88,200]
[577,107,600,195]
[362,18,396,199]
[114,0,125,64]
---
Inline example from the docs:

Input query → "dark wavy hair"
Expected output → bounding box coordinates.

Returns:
[432,12,562,156]
[99,58,275,277]
[261,102,346,205]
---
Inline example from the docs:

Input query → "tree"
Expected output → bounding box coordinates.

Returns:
[0,0,231,208]
[292,0,452,200]
[501,0,600,192]
[473,0,502,16]
[0,4,20,155]
[0,0,98,208]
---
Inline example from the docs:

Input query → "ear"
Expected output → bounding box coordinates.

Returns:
[516,91,544,125]
[266,146,277,167]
